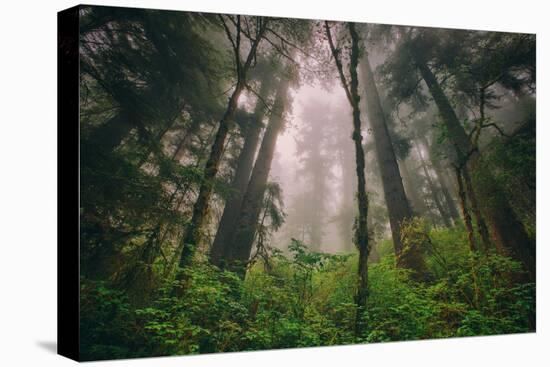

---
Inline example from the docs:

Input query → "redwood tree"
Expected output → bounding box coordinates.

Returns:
[210,74,275,266]
[325,21,370,333]
[359,44,427,275]
[178,15,268,269]
[223,74,292,275]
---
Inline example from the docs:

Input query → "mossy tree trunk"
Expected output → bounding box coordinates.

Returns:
[360,54,428,275]
[223,76,291,276]
[399,158,428,216]
[177,17,267,270]
[413,52,535,278]
[325,21,370,334]
[413,139,452,228]
[210,77,274,267]
[418,135,460,224]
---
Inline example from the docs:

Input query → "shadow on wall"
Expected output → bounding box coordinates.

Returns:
[36,340,57,354]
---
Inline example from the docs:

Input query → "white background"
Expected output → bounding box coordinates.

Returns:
[0,0,548,365]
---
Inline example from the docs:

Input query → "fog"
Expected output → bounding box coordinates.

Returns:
[77,6,536,283]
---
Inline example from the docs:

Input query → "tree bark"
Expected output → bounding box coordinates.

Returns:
[176,17,267,270]
[337,141,356,252]
[435,164,460,224]
[455,167,477,252]
[326,22,371,334]
[326,22,375,336]
[462,168,491,252]
[347,24,370,333]
[360,53,427,275]
[223,77,291,275]
[399,158,428,216]
[413,139,452,228]
[413,52,535,278]
[210,78,273,267]
[177,87,242,269]
[418,135,460,224]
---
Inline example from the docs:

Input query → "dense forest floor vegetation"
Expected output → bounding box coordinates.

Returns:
[72,5,536,361]
[80,225,534,360]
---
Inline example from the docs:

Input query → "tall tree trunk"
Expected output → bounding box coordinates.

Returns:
[348,24,370,333]
[435,165,460,224]
[309,170,326,251]
[462,168,491,252]
[175,16,267,272]
[171,117,205,163]
[177,86,243,269]
[326,22,370,335]
[360,53,427,275]
[455,167,477,252]
[337,140,356,252]
[399,158,428,216]
[223,77,291,275]
[418,136,460,224]
[130,123,219,285]
[210,78,273,266]
[413,139,452,228]
[413,52,535,278]
[136,107,184,167]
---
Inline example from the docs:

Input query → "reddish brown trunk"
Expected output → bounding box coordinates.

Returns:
[414,140,452,228]
[360,51,428,278]
[176,17,268,271]
[413,52,535,278]
[178,85,243,269]
[399,159,428,216]
[456,167,477,252]
[210,79,273,267]
[419,135,460,224]
[462,169,491,252]
[223,77,291,275]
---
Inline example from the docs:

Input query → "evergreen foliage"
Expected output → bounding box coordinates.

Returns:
[77,6,536,360]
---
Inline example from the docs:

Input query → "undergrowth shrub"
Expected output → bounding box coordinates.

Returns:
[80,228,535,359]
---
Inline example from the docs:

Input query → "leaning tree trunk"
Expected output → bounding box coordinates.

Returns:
[418,135,460,224]
[360,53,427,276]
[413,53,535,279]
[223,77,291,276]
[175,16,267,271]
[177,82,245,269]
[413,139,452,228]
[399,158,429,216]
[434,163,460,225]
[210,78,273,267]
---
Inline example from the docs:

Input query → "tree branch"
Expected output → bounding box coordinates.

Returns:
[325,21,353,105]
[245,83,274,114]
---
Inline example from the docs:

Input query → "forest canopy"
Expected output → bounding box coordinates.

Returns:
[76,5,536,361]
